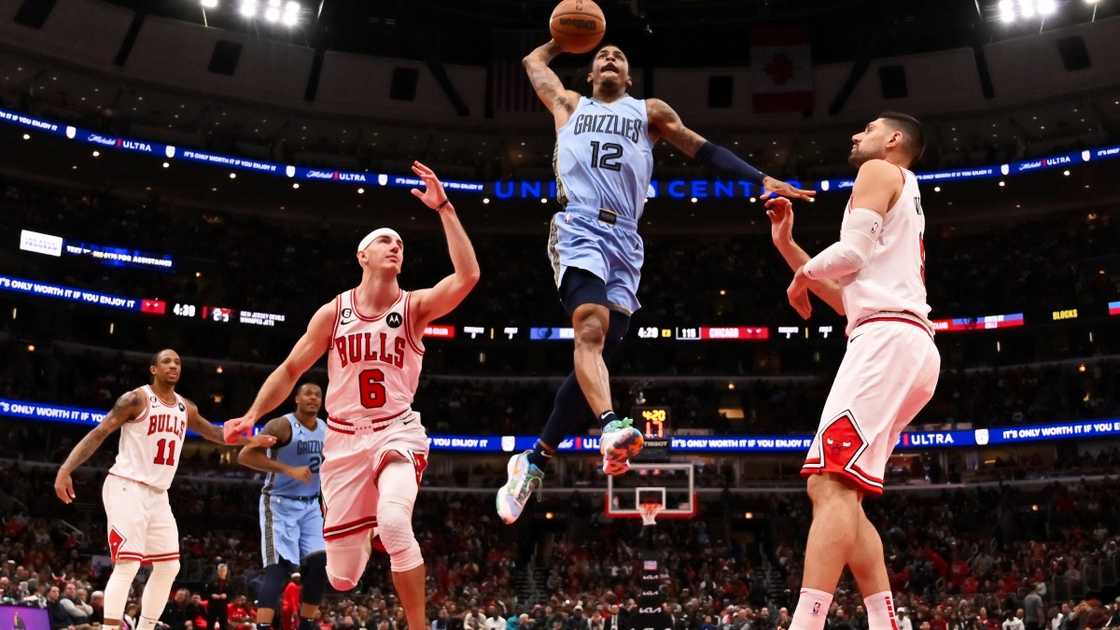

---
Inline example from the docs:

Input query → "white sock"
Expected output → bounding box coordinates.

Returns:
[103,561,141,624]
[864,591,900,630]
[791,588,833,630]
[139,559,180,629]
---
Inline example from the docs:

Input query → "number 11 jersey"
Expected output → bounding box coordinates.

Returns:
[108,384,188,491]
[326,288,425,424]
[554,95,653,222]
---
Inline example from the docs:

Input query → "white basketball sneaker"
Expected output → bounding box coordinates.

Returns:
[496,450,544,524]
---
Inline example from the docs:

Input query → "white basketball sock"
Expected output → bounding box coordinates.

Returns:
[790,588,833,630]
[139,559,180,628]
[864,591,901,630]
[103,561,141,624]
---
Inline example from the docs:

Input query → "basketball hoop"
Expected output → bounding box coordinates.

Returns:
[638,502,663,527]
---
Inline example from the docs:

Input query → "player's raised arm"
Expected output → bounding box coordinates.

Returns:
[236,417,310,482]
[54,388,145,503]
[223,302,335,443]
[764,197,845,316]
[407,161,481,329]
[645,97,815,201]
[523,40,581,128]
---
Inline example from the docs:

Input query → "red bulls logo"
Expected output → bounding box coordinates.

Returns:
[108,528,126,563]
[821,413,866,469]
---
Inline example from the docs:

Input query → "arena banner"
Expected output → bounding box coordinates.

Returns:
[4,398,1118,453]
[3,107,1119,197]
[0,274,139,311]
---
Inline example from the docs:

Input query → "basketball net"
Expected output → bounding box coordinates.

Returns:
[638,502,663,527]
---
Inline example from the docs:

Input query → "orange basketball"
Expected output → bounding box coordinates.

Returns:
[549,0,606,54]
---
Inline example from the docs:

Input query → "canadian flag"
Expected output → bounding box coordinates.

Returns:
[751,26,814,113]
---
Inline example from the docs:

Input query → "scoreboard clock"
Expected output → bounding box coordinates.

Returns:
[632,406,671,461]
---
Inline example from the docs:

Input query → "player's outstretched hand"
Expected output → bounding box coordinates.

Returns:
[409,161,450,211]
[244,433,278,449]
[223,416,255,444]
[764,197,795,246]
[787,267,813,320]
[288,465,313,484]
[762,176,815,201]
[54,470,76,504]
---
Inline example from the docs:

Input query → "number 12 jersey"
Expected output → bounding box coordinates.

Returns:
[553,95,653,222]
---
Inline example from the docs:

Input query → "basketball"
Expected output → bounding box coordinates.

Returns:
[549,0,606,54]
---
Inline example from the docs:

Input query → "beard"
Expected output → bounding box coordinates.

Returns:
[848,148,872,167]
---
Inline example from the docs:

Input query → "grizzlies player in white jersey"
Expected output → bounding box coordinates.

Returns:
[53,349,275,630]
[497,40,816,523]
[767,113,939,630]
[237,383,328,630]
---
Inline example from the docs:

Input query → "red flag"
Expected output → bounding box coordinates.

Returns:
[751,26,813,113]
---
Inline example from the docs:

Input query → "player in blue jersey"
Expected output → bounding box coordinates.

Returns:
[237,383,328,630]
[496,40,815,524]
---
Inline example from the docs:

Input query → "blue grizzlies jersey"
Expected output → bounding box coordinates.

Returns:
[263,414,325,498]
[554,96,654,222]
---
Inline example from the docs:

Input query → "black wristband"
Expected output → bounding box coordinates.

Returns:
[437,198,451,210]
[696,141,767,186]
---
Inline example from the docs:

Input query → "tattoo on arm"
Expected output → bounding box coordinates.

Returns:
[59,390,141,473]
[647,98,706,157]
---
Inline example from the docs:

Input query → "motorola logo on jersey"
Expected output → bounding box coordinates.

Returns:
[178,402,185,412]
[387,312,403,328]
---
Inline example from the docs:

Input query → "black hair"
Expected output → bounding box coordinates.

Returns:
[295,382,323,395]
[877,111,925,165]
[150,348,175,366]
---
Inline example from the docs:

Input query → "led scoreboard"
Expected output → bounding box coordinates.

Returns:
[632,406,671,462]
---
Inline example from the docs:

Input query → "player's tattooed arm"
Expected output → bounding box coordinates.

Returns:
[524,40,581,128]
[237,417,308,481]
[54,389,145,503]
[187,399,277,449]
[645,98,707,157]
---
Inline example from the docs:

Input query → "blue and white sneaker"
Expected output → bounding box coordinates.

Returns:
[496,450,545,524]
[600,418,644,476]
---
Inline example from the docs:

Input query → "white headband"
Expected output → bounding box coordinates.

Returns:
[357,227,403,252]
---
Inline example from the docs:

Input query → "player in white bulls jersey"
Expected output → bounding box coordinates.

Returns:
[223,161,479,630]
[767,113,940,630]
[53,349,275,630]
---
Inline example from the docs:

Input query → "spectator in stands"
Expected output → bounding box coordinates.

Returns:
[163,588,195,630]
[486,605,506,630]
[1024,585,1044,630]
[1002,609,1025,630]
[206,563,233,630]
[464,605,486,630]
[227,594,255,630]
[60,583,92,628]
[89,590,104,625]
[46,585,73,630]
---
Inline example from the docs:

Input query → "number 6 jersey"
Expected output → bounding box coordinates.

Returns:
[326,288,425,425]
[553,95,653,221]
[108,384,188,491]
